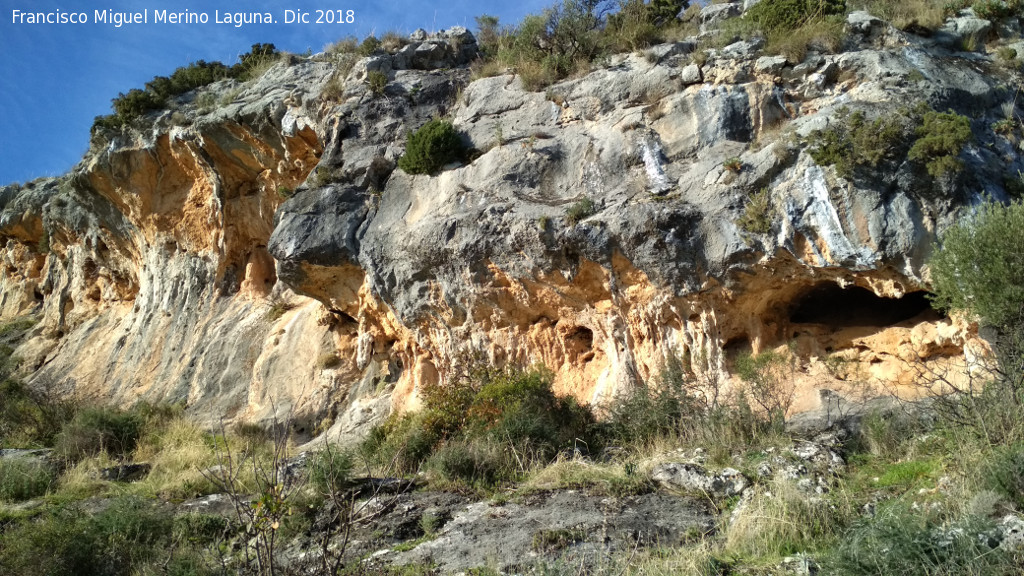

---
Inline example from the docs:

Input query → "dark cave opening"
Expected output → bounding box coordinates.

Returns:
[565,326,595,363]
[789,284,937,328]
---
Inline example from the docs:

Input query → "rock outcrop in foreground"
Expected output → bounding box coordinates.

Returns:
[1,9,1018,438]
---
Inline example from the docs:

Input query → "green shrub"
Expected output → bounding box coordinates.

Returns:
[465,368,592,453]
[0,378,73,449]
[111,89,165,120]
[908,109,972,178]
[597,355,704,446]
[475,0,693,90]
[566,197,597,224]
[360,412,443,473]
[93,43,280,133]
[362,367,592,482]
[806,107,914,178]
[397,119,467,175]
[172,513,229,546]
[972,0,1017,20]
[309,444,355,494]
[145,60,231,100]
[0,497,175,576]
[744,0,846,31]
[425,438,511,485]
[993,118,1017,135]
[476,15,503,56]
[367,70,388,97]
[928,200,1024,442]
[979,444,1024,510]
[232,43,280,81]
[605,0,677,52]
[929,201,1024,334]
[359,36,382,56]
[38,229,50,253]
[1005,171,1024,198]
[734,351,793,425]
[825,505,1014,575]
[492,1,604,91]
[855,409,927,459]
[317,352,342,369]
[53,406,145,463]
[764,13,846,63]
[0,457,54,501]
[807,104,970,180]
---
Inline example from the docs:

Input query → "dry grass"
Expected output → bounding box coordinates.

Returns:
[56,452,118,500]
[50,413,292,503]
[622,540,722,576]
[517,60,560,92]
[326,36,359,56]
[471,58,508,80]
[765,16,846,64]
[724,478,852,559]
[130,418,220,499]
[851,0,949,30]
[380,31,408,53]
[522,456,651,496]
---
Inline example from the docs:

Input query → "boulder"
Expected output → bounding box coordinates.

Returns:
[755,55,788,75]
[701,3,742,33]
[652,462,750,496]
[938,10,994,50]
[98,463,152,483]
[680,63,703,84]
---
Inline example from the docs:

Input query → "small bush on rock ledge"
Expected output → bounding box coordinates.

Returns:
[397,119,467,175]
[360,367,592,485]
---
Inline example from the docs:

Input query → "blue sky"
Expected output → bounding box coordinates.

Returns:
[0,0,551,185]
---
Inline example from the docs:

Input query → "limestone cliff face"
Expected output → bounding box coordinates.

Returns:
[0,13,1017,438]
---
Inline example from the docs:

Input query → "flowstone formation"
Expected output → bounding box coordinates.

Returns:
[0,9,1018,439]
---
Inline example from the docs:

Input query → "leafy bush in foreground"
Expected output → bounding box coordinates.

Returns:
[361,367,592,484]
[826,505,1015,575]
[744,0,847,32]
[927,200,1024,442]
[0,496,188,576]
[0,457,54,502]
[53,406,145,463]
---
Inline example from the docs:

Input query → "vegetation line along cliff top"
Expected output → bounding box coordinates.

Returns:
[4,0,1024,574]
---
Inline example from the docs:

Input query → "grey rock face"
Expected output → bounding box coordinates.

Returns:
[755,55,788,75]
[388,491,714,573]
[701,2,741,33]
[846,10,885,36]
[2,16,1022,439]
[937,11,994,49]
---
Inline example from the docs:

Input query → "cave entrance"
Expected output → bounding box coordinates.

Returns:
[789,284,937,329]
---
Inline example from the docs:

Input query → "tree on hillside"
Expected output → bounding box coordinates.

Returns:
[928,200,1024,440]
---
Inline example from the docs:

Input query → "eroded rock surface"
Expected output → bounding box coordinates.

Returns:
[0,13,1019,435]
